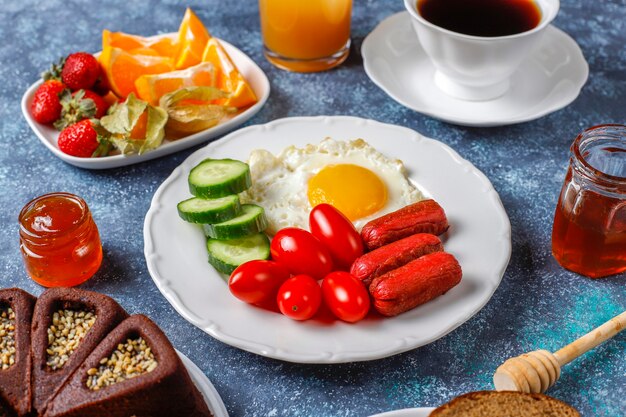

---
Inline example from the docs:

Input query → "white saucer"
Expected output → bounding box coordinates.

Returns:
[362,12,589,127]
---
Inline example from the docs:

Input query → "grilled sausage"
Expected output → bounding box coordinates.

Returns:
[350,233,443,288]
[370,252,462,317]
[360,199,449,250]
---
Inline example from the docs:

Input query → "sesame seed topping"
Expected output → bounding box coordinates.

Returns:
[0,307,16,370]
[46,309,96,370]
[86,337,157,390]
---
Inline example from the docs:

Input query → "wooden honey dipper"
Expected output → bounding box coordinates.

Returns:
[493,310,626,393]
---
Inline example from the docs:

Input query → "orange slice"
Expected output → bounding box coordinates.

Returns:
[126,47,162,57]
[99,46,174,98]
[174,8,211,70]
[135,62,217,105]
[102,30,178,57]
[201,38,258,108]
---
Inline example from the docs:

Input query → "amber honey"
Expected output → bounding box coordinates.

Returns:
[259,0,352,72]
[552,125,626,278]
[19,192,102,287]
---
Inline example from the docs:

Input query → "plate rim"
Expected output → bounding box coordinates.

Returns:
[144,115,512,363]
[368,407,436,417]
[177,349,229,417]
[361,11,589,127]
[20,37,270,170]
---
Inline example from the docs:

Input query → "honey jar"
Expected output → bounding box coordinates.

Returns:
[19,192,103,287]
[551,124,626,278]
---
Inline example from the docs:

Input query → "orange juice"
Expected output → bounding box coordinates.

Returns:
[259,0,352,72]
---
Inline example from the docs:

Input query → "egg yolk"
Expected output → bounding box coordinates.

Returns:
[307,164,388,221]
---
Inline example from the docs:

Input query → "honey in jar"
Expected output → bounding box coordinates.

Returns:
[551,124,626,278]
[19,192,103,287]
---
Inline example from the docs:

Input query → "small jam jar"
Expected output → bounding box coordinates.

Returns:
[19,192,103,287]
[551,124,626,278]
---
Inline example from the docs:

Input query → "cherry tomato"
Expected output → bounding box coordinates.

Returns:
[309,204,364,270]
[270,228,333,280]
[276,275,322,321]
[321,271,370,323]
[229,260,290,305]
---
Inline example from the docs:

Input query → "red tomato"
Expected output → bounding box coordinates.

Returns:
[229,260,290,305]
[277,275,322,321]
[321,271,370,323]
[309,204,364,270]
[270,228,333,280]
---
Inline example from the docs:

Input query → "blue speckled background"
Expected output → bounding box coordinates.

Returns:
[1,0,624,416]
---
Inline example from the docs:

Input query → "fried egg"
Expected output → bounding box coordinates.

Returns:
[240,138,423,235]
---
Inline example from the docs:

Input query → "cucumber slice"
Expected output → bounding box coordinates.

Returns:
[188,159,251,198]
[206,233,270,274]
[202,204,268,239]
[177,195,241,224]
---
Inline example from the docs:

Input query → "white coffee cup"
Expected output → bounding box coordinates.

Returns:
[405,0,560,101]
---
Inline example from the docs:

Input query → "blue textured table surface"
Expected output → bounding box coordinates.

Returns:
[1,0,624,416]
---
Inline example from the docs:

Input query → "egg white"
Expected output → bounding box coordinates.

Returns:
[240,138,423,235]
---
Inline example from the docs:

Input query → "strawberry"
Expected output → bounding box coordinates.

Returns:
[58,119,108,158]
[42,56,65,82]
[80,90,110,118]
[54,89,110,130]
[30,80,67,124]
[61,52,101,90]
[92,75,110,96]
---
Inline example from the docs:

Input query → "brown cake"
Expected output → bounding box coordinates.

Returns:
[430,391,580,417]
[0,287,211,417]
[43,314,212,417]
[0,288,36,417]
[30,288,129,415]
[0,401,15,417]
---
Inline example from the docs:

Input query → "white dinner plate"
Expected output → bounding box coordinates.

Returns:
[144,116,511,363]
[369,408,435,417]
[21,37,270,169]
[362,12,589,127]
[178,350,229,417]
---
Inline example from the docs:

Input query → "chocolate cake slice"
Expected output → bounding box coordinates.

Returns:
[0,288,36,417]
[0,401,16,417]
[44,314,212,417]
[31,288,128,415]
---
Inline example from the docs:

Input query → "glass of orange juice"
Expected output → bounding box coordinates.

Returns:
[259,0,352,72]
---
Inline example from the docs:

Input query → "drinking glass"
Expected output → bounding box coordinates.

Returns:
[259,0,352,72]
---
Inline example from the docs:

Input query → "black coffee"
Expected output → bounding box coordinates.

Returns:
[417,0,542,37]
